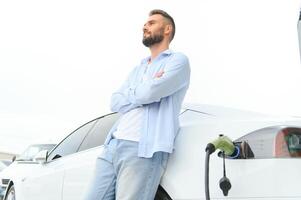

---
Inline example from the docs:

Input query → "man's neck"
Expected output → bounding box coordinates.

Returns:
[149,42,169,63]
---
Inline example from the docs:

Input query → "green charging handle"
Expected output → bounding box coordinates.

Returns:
[211,135,235,156]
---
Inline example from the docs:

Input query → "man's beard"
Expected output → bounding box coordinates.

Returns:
[142,30,164,47]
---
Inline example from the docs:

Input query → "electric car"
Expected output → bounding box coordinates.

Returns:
[2,103,301,200]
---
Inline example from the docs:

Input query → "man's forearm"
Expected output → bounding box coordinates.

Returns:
[110,92,142,114]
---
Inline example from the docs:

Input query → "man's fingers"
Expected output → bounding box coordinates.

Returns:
[155,70,164,78]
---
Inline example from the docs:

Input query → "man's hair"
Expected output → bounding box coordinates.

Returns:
[149,9,175,42]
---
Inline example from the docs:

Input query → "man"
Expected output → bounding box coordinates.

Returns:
[84,9,190,200]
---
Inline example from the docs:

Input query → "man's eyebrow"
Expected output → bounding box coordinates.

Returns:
[147,19,157,24]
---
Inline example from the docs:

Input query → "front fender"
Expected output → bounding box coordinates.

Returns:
[4,179,26,200]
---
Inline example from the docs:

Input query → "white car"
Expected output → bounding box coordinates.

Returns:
[2,104,301,200]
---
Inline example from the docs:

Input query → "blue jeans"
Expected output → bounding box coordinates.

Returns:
[83,139,169,200]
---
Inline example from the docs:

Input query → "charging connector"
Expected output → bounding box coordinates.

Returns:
[205,134,237,200]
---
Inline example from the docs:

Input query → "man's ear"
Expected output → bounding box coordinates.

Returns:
[164,24,172,35]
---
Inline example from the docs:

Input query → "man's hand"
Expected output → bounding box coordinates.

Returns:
[154,70,164,78]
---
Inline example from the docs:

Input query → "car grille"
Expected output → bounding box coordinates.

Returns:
[1,179,9,185]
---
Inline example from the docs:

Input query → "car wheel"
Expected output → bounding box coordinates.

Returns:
[5,185,15,200]
[155,185,172,200]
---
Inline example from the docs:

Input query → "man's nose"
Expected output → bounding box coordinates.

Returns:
[143,24,149,32]
[143,26,147,33]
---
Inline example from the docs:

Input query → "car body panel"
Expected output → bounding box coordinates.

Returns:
[61,146,103,199]
[19,161,64,200]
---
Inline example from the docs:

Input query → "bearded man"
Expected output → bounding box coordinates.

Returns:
[84,9,190,200]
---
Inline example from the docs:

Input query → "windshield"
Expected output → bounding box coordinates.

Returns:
[16,144,56,161]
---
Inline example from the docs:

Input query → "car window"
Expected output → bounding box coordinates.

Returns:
[78,113,120,151]
[235,126,301,159]
[47,119,98,161]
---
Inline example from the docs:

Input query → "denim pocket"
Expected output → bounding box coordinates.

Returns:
[97,145,113,163]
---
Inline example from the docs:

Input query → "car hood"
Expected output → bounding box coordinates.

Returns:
[0,161,40,182]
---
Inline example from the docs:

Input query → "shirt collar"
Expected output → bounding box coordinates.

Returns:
[141,49,173,64]
[161,49,172,55]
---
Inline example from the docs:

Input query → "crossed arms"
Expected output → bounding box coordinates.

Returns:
[110,54,190,114]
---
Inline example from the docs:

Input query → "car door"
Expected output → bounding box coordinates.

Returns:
[20,118,98,200]
[62,113,120,200]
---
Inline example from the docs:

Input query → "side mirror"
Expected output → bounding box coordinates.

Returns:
[34,150,48,164]
[11,156,16,162]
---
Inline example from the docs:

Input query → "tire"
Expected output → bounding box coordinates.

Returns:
[5,185,15,200]
[155,185,172,200]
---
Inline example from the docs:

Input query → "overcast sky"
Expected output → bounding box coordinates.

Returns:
[1,0,301,154]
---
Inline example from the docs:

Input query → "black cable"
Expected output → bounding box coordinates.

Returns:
[223,151,226,177]
[205,150,211,200]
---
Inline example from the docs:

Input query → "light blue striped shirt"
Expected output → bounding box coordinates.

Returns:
[104,49,190,158]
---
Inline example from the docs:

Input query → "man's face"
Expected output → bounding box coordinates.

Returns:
[142,14,166,47]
